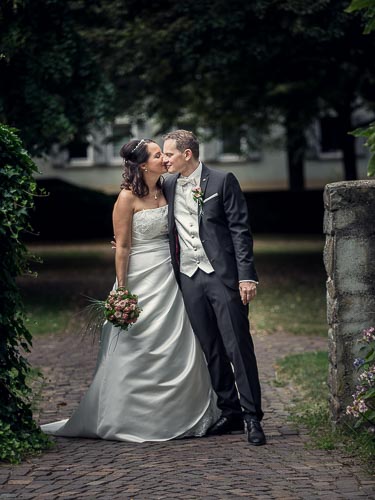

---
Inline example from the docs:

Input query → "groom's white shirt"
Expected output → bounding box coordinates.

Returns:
[174,162,214,277]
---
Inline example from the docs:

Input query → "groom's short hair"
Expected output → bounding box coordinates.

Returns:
[163,130,199,159]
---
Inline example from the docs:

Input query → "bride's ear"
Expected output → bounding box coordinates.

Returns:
[140,163,148,173]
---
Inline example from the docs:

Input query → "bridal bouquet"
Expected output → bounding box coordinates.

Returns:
[84,287,142,337]
[104,287,142,330]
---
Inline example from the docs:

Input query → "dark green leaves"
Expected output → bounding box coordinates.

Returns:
[0,124,50,463]
[0,1,117,154]
[350,123,375,176]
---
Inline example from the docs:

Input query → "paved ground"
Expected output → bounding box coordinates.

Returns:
[1,331,374,499]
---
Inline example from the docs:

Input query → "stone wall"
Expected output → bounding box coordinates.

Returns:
[324,180,375,424]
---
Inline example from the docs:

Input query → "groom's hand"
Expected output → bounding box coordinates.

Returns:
[239,281,257,305]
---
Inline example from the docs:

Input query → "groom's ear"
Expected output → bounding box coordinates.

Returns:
[184,149,193,161]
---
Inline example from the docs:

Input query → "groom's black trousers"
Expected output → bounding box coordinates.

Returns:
[180,269,263,422]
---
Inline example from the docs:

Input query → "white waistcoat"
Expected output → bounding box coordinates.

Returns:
[174,167,214,277]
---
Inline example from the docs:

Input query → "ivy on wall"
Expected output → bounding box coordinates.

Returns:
[0,124,50,462]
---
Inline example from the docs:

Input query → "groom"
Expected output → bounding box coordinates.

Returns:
[162,130,265,446]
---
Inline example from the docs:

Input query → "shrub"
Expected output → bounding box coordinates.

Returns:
[346,327,375,433]
[0,124,51,462]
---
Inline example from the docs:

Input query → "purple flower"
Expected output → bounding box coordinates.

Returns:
[353,386,366,398]
[353,357,365,368]
[362,326,375,343]
[346,405,359,418]
[358,400,368,413]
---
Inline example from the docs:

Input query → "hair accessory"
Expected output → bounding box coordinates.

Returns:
[131,139,145,154]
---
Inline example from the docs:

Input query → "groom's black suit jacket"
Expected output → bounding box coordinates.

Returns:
[163,163,258,290]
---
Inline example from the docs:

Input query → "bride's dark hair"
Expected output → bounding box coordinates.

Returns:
[120,139,163,197]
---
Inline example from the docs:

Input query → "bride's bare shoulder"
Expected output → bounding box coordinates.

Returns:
[114,189,136,212]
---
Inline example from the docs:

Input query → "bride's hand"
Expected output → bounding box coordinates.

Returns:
[111,236,117,249]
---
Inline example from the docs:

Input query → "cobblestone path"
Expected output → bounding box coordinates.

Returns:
[1,331,374,499]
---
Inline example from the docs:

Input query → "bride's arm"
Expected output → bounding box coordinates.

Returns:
[112,189,135,288]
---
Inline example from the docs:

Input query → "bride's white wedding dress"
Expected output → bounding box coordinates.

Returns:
[41,205,219,442]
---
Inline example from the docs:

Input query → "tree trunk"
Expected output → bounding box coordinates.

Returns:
[338,107,357,181]
[286,119,306,191]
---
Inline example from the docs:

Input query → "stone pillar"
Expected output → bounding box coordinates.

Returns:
[324,180,375,424]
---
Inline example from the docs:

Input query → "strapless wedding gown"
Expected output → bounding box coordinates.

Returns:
[41,205,219,442]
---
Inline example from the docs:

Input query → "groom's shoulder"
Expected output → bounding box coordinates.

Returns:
[203,164,236,183]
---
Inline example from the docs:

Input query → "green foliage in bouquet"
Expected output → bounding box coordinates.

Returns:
[0,124,51,463]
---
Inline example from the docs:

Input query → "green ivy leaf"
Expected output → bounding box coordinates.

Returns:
[345,0,375,14]
[0,124,51,462]
[367,154,375,177]
[363,387,375,399]
[350,126,374,138]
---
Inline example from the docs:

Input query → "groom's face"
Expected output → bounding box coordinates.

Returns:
[163,139,188,175]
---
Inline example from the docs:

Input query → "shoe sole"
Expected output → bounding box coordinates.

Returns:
[207,429,245,436]
[248,439,266,446]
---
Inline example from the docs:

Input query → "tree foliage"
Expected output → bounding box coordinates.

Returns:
[0,124,51,462]
[112,0,375,189]
[347,0,375,176]
[2,1,374,186]
[0,0,119,155]
[347,0,375,33]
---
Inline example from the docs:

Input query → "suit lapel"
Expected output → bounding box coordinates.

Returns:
[200,163,210,197]
[199,163,210,224]
[167,175,179,230]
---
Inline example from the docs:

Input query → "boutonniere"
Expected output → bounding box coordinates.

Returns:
[192,186,204,215]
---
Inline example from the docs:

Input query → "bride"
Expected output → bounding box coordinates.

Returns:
[41,139,219,442]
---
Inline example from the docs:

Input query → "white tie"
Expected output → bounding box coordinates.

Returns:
[177,177,196,187]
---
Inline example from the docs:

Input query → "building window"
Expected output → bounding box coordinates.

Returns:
[218,126,261,162]
[108,123,132,165]
[113,124,132,156]
[222,130,241,155]
[67,137,94,166]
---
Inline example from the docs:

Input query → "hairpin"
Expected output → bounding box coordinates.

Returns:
[131,139,145,154]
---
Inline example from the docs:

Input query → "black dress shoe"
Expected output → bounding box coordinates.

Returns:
[206,415,244,436]
[247,419,266,446]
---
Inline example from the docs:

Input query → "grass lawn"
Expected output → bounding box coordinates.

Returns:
[20,235,327,337]
[276,351,375,471]
[19,243,115,335]
[253,235,327,336]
